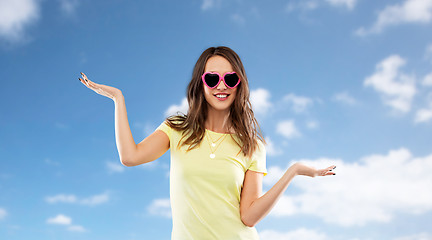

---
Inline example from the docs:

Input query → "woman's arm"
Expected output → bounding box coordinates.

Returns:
[79,73,169,167]
[240,163,336,227]
[113,94,139,166]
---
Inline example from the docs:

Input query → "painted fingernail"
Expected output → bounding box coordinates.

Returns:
[333,173,336,175]
[78,78,81,81]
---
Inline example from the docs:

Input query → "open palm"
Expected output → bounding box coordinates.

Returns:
[78,72,122,100]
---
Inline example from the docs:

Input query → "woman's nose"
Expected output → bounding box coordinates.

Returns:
[216,78,227,90]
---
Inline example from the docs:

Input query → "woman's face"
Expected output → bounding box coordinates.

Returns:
[203,55,238,113]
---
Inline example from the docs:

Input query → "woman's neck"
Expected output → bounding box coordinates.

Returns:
[205,108,232,134]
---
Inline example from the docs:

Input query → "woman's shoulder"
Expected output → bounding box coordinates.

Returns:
[254,138,266,154]
[158,116,184,132]
[165,115,187,126]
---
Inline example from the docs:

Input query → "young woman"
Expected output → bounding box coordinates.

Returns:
[79,46,336,240]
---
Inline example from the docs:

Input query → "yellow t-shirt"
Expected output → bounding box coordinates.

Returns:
[156,121,267,240]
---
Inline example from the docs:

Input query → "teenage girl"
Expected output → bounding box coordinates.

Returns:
[78,46,336,240]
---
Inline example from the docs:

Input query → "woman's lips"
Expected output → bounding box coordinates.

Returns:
[214,93,229,101]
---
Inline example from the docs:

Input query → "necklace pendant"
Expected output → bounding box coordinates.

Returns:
[211,143,216,147]
[210,153,216,159]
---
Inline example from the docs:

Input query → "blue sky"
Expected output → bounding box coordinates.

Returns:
[1,0,432,239]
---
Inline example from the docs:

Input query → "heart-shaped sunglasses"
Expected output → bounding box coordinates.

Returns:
[201,72,241,89]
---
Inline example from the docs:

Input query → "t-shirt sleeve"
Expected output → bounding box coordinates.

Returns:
[156,121,172,141]
[247,139,268,176]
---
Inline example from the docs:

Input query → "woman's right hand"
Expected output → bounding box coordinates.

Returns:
[78,72,122,101]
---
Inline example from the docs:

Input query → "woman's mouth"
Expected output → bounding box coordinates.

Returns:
[214,94,229,101]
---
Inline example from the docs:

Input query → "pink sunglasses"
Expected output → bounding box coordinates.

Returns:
[201,72,241,89]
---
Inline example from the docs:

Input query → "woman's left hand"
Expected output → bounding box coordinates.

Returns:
[292,163,336,177]
[315,165,336,177]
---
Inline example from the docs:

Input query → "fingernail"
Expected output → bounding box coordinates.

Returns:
[333,166,336,169]
[333,173,336,175]
[78,78,81,81]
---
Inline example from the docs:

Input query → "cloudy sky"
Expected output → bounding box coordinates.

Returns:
[1,0,432,239]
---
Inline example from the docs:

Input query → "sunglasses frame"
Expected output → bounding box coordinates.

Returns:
[201,71,241,89]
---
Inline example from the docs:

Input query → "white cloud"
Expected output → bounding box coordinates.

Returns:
[264,137,282,156]
[54,122,69,129]
[46,214,87,232]
[306,120,319,129]
[250,88,272,115]
[394,232,432,240]
[285,2,297,12]
[355,0,432,36]
[148,198,171,218]
[45,194,77,204]
[0,208,7,220]
[414,92,432,123]
[303,1,319,10]
[276,120,301,139]
[0,0,39,42]
[47,214,72,225]
[67,225,86,232]
[165,98,188,117]
[423,72,432,86]
[325,0,357,10]
[231,14,245,25]
[201,0,213,10]
[260,228,328,240]
[250,6,260,19]
[59,0,79,15]
[425,43,432,63]
[263,165,287,186]
[364,55,416,113]
[282,93,314,113]
[286,1,319,12]
[106,161,125,173]
[80,192,109,206]
[45,192,110,206]
[201,0,220,11]
[265,148,432,226]
[44,158,60,166]
[332,91,357,105]
[134,121,157,139]
[140,159,160,170]
[414,108,432,123]
[286,0,356,12]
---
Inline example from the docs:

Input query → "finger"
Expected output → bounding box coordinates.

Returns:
[79,77,89,86]
[84,76,98,86]
[87,80,100,90]
[85,80,107,96]
[80,72,87,80]
[318,168,336,176]
[82,78,95,90]
[81,73,91,83]
[325,168,336,176]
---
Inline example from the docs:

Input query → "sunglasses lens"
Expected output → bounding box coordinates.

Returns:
[224,73,240,88]
[204,73,219,88]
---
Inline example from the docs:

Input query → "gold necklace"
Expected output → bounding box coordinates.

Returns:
[206,131,227,159]
[206,130,225,147]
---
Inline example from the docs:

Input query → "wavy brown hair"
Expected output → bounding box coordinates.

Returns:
[165,46,265,158]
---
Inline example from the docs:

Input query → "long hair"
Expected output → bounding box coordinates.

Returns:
[165,46,265,158]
